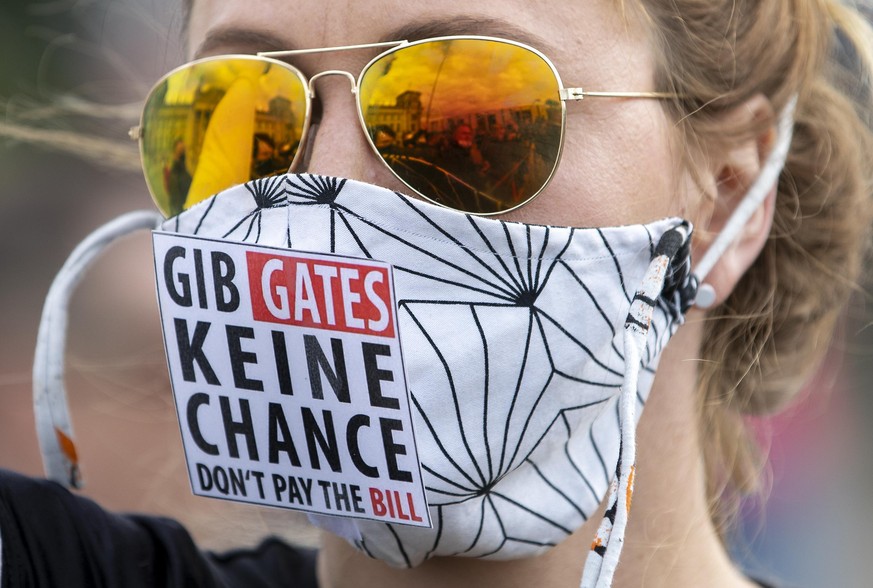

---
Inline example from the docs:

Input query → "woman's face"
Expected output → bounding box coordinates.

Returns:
[188,0,688,229]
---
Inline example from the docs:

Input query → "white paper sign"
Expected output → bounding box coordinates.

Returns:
[152,232,430,528]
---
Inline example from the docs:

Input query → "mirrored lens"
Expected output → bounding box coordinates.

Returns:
[140,56,308,217]
[359,39,563,214]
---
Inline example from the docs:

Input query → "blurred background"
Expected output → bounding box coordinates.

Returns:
[0,1,871,586]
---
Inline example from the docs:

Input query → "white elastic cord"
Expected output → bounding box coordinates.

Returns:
[692,97,798,290]
[580,223,692,588]
[33,210,164,488]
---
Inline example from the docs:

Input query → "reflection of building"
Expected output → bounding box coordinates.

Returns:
[366,90,423,137]
[143,103,188,163]
[255,96,296,147]
[144,84,298,172]
[424,99,562,135]
[365,90,561,141]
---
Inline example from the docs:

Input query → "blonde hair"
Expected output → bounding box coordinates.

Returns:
[634,0,873,532]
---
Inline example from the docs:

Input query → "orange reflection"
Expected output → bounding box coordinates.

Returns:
[360,40,562,212]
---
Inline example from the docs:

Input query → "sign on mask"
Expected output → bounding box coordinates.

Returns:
[152,231,430,528]
[147,173,696,567]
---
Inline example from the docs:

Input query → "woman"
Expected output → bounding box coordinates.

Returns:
[3,0,872,586]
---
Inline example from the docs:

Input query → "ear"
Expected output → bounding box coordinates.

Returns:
[694,94,777,308]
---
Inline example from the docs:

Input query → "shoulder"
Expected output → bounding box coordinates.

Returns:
[0,468,318,588]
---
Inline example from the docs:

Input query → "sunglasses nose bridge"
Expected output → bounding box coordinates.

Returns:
[308,70,358,99]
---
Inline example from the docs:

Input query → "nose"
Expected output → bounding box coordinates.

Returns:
[296,71,405,190]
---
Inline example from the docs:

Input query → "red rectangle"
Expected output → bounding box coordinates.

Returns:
[247,251,395,338]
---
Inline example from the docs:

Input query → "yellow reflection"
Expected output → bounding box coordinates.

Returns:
[163,60,301,113]
[186,78,256,208]
[142,58,307,216]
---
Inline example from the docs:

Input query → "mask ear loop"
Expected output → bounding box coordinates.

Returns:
[581,97,797,588]
[580,222,694,588]
[33,210,164,488]
[692,96,798,307]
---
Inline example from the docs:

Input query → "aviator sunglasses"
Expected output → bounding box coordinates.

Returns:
[132,36,675,217]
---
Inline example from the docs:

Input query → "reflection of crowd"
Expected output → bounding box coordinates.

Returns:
[252,132,295,178]
[438,124,489,184]
[161,132,297,216]
[371,120,559,211]
[164,139,192,215]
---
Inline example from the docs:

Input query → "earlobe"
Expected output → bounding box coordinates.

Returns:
[693,94,777,308]
[701,185,776,308]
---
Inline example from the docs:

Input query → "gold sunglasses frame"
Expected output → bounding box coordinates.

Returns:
[131,35,676,217]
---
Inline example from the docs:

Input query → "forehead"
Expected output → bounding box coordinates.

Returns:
[188,0,655,88]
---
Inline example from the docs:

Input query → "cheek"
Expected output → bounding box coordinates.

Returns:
[507,104,683,228]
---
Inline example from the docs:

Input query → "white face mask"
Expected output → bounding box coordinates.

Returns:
[160,174,696,567]
[33,101,794,588]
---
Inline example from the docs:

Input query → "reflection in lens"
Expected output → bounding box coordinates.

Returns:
[140,57,307,217]
[360,39,562,214]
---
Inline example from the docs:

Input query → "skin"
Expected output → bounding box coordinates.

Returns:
[187,1,772,586]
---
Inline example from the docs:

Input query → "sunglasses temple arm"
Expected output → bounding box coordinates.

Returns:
[561,88,678,101]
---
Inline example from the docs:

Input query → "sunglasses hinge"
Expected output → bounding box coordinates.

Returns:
[561,87,587,101]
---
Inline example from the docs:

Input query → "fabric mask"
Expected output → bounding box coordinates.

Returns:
[32,100,794,588]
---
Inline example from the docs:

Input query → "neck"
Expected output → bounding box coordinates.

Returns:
[316,316,758,588]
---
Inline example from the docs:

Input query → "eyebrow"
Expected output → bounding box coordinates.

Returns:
[194,29,291,58]
[379,17,555,53]
[194,15,555,59]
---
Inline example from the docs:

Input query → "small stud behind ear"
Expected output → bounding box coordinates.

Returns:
[694,283,717,309]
